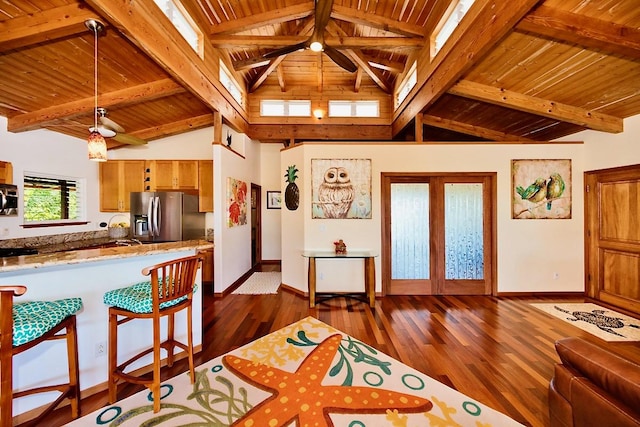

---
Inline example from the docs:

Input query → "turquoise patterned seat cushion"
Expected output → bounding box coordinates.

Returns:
[12,298,83,347]
[103,281,197,314]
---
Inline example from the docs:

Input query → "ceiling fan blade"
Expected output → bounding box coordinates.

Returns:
[263,41,308,59]
[315,0,333,34]
[324,46,357,73]
[98,115,125,133]
[112,132,147,145]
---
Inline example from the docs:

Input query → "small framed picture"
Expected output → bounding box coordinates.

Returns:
[266,191,282,209]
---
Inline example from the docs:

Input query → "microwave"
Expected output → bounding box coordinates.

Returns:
[0,184,18,216]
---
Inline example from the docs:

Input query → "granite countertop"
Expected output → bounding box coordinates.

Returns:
[0,240,213,273]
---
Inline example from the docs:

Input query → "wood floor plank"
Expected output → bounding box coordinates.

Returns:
[16,266,640,427]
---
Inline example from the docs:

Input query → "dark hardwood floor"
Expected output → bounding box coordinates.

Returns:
[18,264,640,427]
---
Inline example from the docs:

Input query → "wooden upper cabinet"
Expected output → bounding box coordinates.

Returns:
[0,161,13,184]
[99,160,145,212]
[198,160,213,212]
[146,160,199,191]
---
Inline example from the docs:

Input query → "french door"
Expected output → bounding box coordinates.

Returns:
[381,173,496,295]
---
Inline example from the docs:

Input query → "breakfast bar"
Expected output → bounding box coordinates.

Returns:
[0,240,212,417]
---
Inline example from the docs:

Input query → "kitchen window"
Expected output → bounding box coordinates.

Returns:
[23,173,86,225]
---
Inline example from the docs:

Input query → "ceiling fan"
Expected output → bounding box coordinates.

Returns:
[90,107,147,145]
[262,0,358,73]
[85,19,147,149]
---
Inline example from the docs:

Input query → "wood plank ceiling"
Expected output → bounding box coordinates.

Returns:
[0,0,638,148]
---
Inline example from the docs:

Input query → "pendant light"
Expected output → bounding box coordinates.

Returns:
[85,19,107,162]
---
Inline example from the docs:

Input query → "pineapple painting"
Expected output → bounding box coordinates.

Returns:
[284,165,299,210]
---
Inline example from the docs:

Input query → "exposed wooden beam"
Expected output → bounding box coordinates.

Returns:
[517,5,640,59]
[134,113,215,140]
[233,56,271,71]
[210,35,422,49]
[209,2,314,35]
[354,68,363,93]
[327,22,390,93]
[317,54,323,93]
[331,5,425,38]
[423,114,537,141]
[213,111,222,144]
[247,124,392,141]
[392,0,541,136]
[249,18,315,93]
[415,113,423,142]
[85,0,248,133]
[8,79,184,132]
[366,57,405,74]
[0,3,98,52]
[448,80,623,133]
[277,64,286,92]
[210,35,307,48]
[250,55,286,93]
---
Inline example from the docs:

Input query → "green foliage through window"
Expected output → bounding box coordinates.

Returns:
[23,174,82,222]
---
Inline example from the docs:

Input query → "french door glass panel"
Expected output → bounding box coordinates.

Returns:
[444,183,484,280]
[391,183,430,279]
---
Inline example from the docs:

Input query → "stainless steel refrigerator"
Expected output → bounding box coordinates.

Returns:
[130,192,205,242]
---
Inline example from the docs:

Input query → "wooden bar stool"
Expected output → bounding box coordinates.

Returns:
[103,254,202,413]
[0,286,82,426]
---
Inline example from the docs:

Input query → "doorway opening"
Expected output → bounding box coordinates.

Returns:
[251,183,262,268]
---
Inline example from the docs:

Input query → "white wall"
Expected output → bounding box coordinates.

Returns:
[0,116,101,239]
[260,143,283,261]
[212,127,264,292]
[282,142,587,294]
[558,115,640,171]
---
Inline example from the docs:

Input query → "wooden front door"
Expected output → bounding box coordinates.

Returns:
[381,173,496,296]
[585,164,640,314]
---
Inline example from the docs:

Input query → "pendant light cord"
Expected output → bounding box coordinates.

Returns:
[94,26,98,130]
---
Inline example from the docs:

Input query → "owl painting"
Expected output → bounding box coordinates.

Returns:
[318,167,355,218]
[312,159,372,219]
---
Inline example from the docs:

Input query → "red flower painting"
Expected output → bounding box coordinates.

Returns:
[227,177,248,227]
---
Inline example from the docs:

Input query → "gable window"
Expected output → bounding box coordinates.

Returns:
[431,0,476,57]
[23,173,85,224]
[395,61,417,109]
[328,101,379,118]
[260,100,311,117]
[153,0,202,56]
[220,61,244,106]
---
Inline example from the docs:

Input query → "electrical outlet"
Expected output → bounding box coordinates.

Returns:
[1,228,8,237]
[95,341,106,357]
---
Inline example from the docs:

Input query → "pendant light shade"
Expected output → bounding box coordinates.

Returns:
[88,131,107,161]
[86,19,108,162]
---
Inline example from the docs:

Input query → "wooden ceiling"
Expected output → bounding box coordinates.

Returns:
[0,0,639,148]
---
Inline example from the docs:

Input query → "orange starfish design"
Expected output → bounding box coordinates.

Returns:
[223,334,433,427]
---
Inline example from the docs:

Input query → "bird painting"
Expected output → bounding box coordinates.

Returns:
[545,173,565,210]
[318,167,355,218]
[516,177,548,204]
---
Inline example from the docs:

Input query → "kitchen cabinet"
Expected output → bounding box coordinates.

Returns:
[145,160,198,191]
[199,247,214,286]
[198,160,213,212]
[99,160,145,212]
[0,161,13,184]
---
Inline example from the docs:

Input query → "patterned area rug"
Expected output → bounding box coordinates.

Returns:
[66,317,521,426]
[531,303,640,341]
[232,272,281,294]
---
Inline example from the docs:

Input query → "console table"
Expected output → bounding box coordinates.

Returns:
[302,251,377,308]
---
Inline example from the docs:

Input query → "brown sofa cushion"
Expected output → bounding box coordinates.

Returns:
[555,337,640,413]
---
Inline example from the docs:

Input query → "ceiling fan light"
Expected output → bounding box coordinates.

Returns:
[88,131,107,162]
[310,41,323,52]
[90,125,116,138]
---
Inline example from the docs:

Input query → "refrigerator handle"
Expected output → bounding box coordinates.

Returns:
[155,196,162,236]
[147,196,155,236]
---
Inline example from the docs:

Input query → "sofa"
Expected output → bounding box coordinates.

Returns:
[549,336,640,427]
